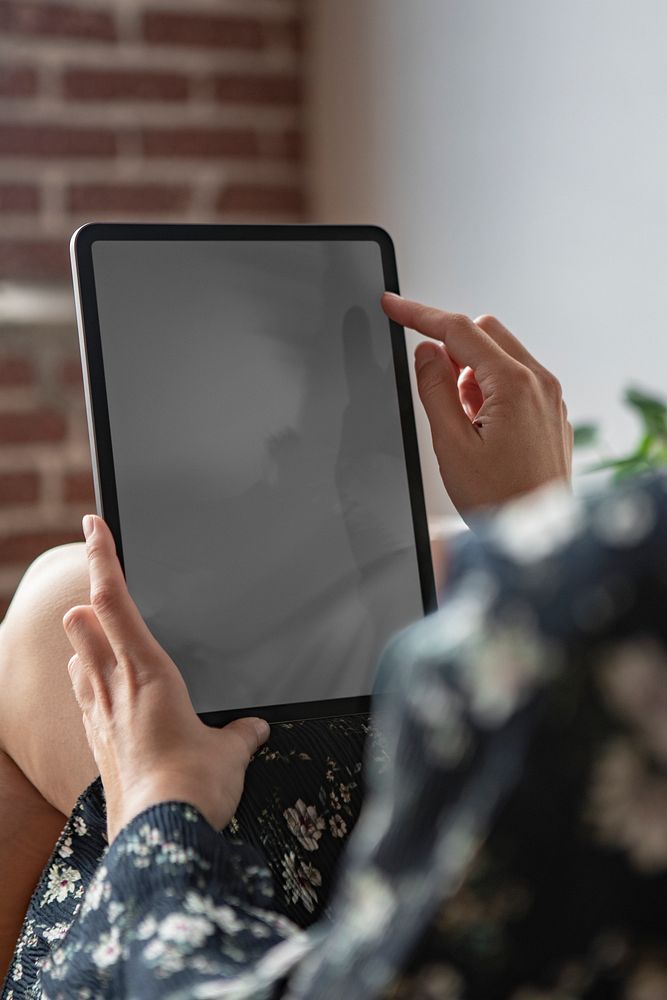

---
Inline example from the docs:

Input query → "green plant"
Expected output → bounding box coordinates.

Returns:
[573,387,667,480]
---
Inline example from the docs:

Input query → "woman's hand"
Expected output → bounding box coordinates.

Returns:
[63,515,269,843]
[382,294,573,514]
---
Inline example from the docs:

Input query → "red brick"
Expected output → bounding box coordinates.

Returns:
[0,471,40,506]
[67,182,190,214]
[0,530,82,564]
[0,183,40,214]
[0,355,36,385]
[58,358,83,387]
[0,409,67,444]
[262,19,302,52]
[0,1,116,42]
[63,67,189,102]
[143,11,262,49]
[217,183,304,215]
[63,469,95,504]
[142,127,258,160]
[213,74,300,106]
[0,64,39,98]
[0,239,68,281]
[0,123,117,158]
[259,128,302,162]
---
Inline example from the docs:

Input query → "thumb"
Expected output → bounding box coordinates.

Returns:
[67,653,95,714]
[457,366,484,422]
[415,342,475,444]
[220,716,270,763]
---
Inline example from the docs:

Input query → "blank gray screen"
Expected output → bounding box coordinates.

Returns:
[91,239,425,713]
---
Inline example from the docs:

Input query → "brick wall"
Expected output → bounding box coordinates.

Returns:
[0,0,306,619]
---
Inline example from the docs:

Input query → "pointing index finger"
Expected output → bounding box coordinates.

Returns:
[83,514,156,658]
[381,293,511,373]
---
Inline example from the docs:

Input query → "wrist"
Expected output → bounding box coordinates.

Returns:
[109,775,220,842]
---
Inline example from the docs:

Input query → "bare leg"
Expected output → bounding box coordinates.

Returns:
[0,750,65,979]
[0,543,98,978]
[0,543,98,813]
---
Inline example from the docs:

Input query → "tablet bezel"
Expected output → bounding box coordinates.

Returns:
[70,223,437,726]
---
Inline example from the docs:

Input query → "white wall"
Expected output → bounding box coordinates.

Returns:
[307,0,667,519]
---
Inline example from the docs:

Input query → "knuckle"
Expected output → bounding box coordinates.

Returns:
[63,606,87,635]
[512,364,537,393]
[419,371,444,398]
[449,312,473,334]
[90,582,117,617]
[475,313,499,329]
[540,370,562,400]
[85,537,106,564]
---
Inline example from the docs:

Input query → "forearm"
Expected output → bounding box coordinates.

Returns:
[39,800,303,998]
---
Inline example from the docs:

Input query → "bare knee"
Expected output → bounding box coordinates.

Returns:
[3,542,89,634]
[0,541,97,812]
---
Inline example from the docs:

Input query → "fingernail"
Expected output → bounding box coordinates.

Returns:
[254,719,270,742]
[383,291,401,298]
[415,342,441,373]
[82,515,94,540]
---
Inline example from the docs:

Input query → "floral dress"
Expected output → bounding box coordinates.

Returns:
[3,473,667,999]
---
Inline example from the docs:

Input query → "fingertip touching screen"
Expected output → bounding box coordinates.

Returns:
[89,236,427,717]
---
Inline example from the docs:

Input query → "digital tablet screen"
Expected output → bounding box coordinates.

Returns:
[88,237,427,716]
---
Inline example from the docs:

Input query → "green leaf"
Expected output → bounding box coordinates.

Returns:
[572,423,598,448]
[576,384,667,480]
[624,387,667,437]
[585,454,650,475]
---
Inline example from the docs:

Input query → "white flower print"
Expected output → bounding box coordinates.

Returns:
[108,900,125,923]
[43,922,70,944]
[158,913,215,948]
[415,963,465,999]
[586,738,667,872]
[157,840,201,867]
[138,823,163,847]
[329,814,347,838]
[92,926,123,969]
[58,836,73,859]
[625,959,667,1000]
[249,921,273,939]
[72,815,87,837]
[11,962,22,981]
[81,868,111,916]
[339,783,353,804]
[283,799,325,851]
[598,639,667,763]
[591,492,657,548]
[211,905,243,935]
[143,938,185,975]
[183,891,212,916]
[42,864,81,905]
[460,616,556,727]
[136,914,158,940]
[492,483,583,563]
[184,891,243,934]
[281,851,322,913]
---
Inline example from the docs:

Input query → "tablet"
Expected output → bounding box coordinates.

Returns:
[71,224,436,725]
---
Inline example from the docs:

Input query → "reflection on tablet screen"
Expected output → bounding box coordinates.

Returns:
[91,239,425,713]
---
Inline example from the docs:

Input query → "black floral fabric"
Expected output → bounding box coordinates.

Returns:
[3,473,667,999]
